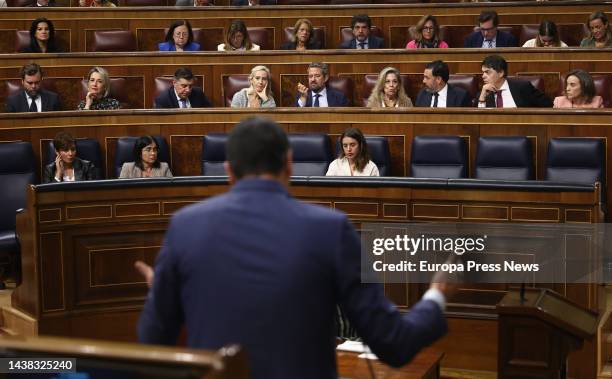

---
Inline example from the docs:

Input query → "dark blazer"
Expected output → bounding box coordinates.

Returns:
[338,35,385,49]
[280,39,322,50]
[415,84,472,108]
[296,88,350,107]
[138,178,447,379]
[5,89,61,113]
[463,30,518,48]
[231,0,275,4]
[484,79,552,108]
[42,157,99,183]
[154,87,212,109]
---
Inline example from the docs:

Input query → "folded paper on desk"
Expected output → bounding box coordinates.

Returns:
[336,341,378,360]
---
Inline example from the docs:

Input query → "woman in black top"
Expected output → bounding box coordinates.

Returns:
[280,18,322,50]
[20,18,62,53]
[42,132,99,183]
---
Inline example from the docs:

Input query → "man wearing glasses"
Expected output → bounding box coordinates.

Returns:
[464,10,518,48]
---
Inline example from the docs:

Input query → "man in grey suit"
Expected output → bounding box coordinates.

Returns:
[138,116,455,379]
[5,63,61,113]
[415,60,472,108]
[338,14,384,49]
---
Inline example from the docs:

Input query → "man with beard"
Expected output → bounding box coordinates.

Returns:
[295,62,350,107]
[415,60,472,108]
[6,63,61,113]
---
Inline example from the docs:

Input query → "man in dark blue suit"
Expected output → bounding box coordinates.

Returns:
[5,63,61,113]
[295,62,350,107]
[154,67,212,109]
[464,10,518,48]
[338,14,385,49]
[138,117,453,379]
[415,60,472,108]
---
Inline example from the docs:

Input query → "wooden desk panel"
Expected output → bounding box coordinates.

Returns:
[337,349,443,379]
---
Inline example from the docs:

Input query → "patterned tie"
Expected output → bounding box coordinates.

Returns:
[29,96,38,112]
[313,93,320,107]
[486,39,494,48]
[180,99,188,109]
[432,92,439,108]
[496,90,504,108]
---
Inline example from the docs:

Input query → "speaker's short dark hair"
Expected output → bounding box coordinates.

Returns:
[351,14,372,29]
[425,60,449,83]
[478,10,499,27]
[481,55,507,77]
[20,63,43,79]
[174,67,194,81]
[227,117,289,179]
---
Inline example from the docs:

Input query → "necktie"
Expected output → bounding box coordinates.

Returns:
[180,99,188,109]
[486,40,493,48]
[358,42,366,49]
[29,96,38,112]
[432,92,439,108]
[313,93,320,107]
[496,90,504,108]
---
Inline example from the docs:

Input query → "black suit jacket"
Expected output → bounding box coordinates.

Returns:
[231,0,275,4]
[338,35,385,49]
[5,89,61,113]
[463,30,518,48]
[42,157,99,183]
[280,39,322,50]
[154,87,212,109]
[484,79,552,108]
[415,84,472,108]
[296,88,350,107]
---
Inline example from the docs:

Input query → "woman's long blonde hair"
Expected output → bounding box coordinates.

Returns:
[367,67,412,108]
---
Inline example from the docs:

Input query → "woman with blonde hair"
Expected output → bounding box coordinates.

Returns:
[78,66,120,110]
[406,15,448,49]
[280,18,322,50]
[231,65,276,108]
[218,20,260,51]
[367,67,413,108]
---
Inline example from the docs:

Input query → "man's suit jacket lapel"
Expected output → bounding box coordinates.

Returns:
[423,91,432,107]
[168,88,180,108]
[506,80,527,107]
[446,87,456,107]
[305,90,313,107]
[19,92,29,112]
[350,39,357,49]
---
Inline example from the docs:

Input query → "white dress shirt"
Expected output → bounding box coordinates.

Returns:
[297,87,329,107]
[26,92,42,112]
[478,80,517,108]
[175,89,191,108]
[430,84,448,108]
[482,36,497,48]
[325,157,379,176]
[356,38,369,49]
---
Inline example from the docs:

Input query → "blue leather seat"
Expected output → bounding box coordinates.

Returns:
[201,134,228,176]
[44,138,103,179]
[475,136,533,180]
[0,142,36,283]
[546,138,605,187]
[288,134,332,176]
[410,136,467,179]
[334,136,391,176]
[113,136,170,178]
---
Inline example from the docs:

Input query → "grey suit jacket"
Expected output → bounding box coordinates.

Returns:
[119,162,172,178]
